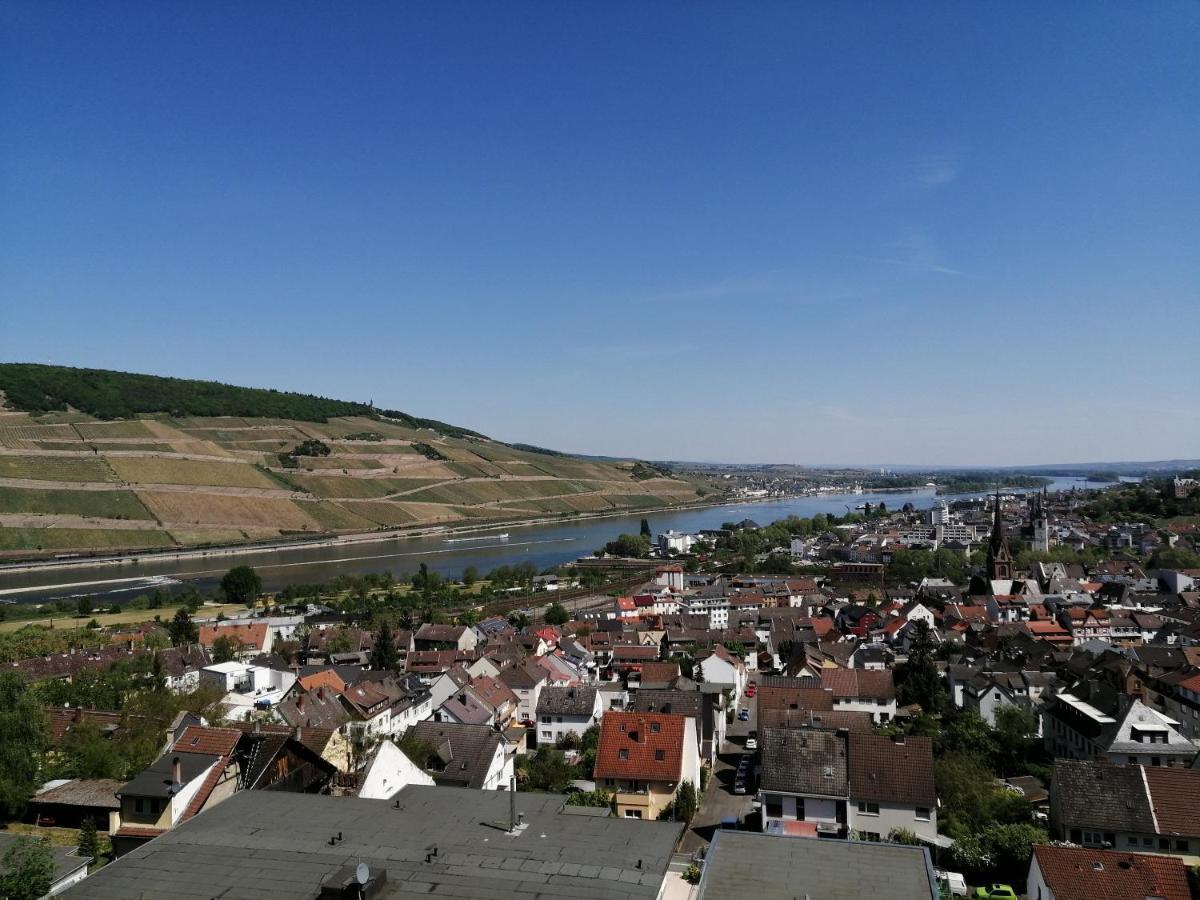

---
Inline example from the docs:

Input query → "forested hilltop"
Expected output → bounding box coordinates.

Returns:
[0,363,482,438]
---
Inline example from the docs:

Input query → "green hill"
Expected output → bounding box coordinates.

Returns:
[0,364,704,557]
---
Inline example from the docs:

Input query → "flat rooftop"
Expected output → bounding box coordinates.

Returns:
[696,832,938,900]
[66,785,683,899]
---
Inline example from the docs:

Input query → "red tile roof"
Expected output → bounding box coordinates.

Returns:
[820,668,895,700]
[1143,766,1200,834]
[171,725,241,758]
[593,711,687,783]
[1032,845,1191,900]
[198,622,267,651]
[298,669,347,694]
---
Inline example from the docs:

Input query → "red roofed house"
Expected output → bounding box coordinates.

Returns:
[1027,844,1192,900]
[593,711,700,820]
[198,621,270,657]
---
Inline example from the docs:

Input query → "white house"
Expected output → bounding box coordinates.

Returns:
[535,685,602,746]
[199,661,296,718]
[696,645,746,695]
[357,739,436,800]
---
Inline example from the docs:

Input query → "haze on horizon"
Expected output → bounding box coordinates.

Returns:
[2,3,1197,468]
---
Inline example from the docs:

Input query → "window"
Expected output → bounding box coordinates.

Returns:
[915,807,931,821]
[135,798,145,814]
[857,801,880,816]
[765,795,783,819]
[1142,837,1153,847]
[1126,837,1138,847]
[1176,840,1189,852]
[542,730,552,739]
[1159,838,1171,850]
[624,809,642,819]
[604,778,615,787]
[796,798,805,820]
[654,749,665,761]
[650,722,661,733]
[861,831,881,842]
[619,749,629,760]
[541,716,550,723]
[1151,757,1162,767]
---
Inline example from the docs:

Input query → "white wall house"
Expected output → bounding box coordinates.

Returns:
[357,740,436,800]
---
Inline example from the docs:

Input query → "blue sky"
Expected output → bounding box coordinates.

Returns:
[2,3,1198,466]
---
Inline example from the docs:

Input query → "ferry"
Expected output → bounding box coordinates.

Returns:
[444,533,510,544]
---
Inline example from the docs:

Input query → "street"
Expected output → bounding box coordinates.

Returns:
[679,684,758,854]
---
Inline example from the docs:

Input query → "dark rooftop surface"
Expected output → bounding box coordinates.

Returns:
[697,832,937,900]
[66,785,683,899]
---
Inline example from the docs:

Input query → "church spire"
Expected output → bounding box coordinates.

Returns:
[987,489,1014,581]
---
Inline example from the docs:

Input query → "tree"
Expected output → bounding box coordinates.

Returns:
[565,788,613,810]
[220,565,262,607]
[76,596,91,618]
[543,602,570,626]
[0,674,46,819]
[78,815,99,862]
[0,836,54,900]
[603,534,651,558]
[674,781,699,822]
[993,705,1039,775]
[167,607,198,646]
[640,518,652,539]
[462,565,479,587]
[211,634,239,664]
[895,621,946,715]
[886,827,922,845]
[508,612,530,630]
[517,748,576,793]
[370,624,399,671]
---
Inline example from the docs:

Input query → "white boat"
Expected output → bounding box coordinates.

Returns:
[444,533,510,544]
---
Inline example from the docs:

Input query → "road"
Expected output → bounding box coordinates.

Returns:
[679,684,759,854]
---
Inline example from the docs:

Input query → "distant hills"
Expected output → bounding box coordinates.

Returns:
[0,364,703,558]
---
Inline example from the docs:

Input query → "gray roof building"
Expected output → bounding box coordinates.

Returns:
[696,831,937,900]
[536,685,598,718]
[64,786,683,899]
[759,728,848,798]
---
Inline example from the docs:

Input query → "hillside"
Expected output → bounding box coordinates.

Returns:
[0,365,705,557]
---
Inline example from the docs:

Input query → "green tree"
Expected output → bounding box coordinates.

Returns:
[604,534,651,558]
[167,607,198,646]
[895,621,946,714]
[543,602,570,626]
[211,634,239,663]
[517,747,576,792]
[78,815,99,862]
[0,674,46,818]
[640,518,652,539]
[59,723,124,779]
[370,623,399,671]
[462,565,479,587]
[674,781,699,822]
[993,705,1039,775]
[0,836,54,900]
[220,565,263,607]
[886,827,922,845]
[508,612,530,630]
[76,596,91,618]
[565,788,613,810]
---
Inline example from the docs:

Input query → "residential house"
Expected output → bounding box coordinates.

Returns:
[27,779,122,833]
[695,644,747,695]
[355,739,436,800]
[498,658,549,724]
[593,711,700,820]
[629,689,725,767]
[1043,683,1198,766]
[197,622,270,657]
[1026,844,1192,900]
[820,668,897,724]
[414,623,478,652]
[1051,760,1200,862]
[199,660,296,719]
[405,721,514,790]
[536,685,602,746]
[758,729,938,844]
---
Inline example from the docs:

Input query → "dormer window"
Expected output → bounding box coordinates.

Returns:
[650,722,661,733]
[654,750,665,761]
[619,749,629,760]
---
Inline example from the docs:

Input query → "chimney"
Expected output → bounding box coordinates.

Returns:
[296,726,303,744]
[172,756,182,785]
[509,776,518,831]
[297,694,305,712]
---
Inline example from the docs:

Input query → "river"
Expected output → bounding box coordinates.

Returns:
[0,477,1094,605]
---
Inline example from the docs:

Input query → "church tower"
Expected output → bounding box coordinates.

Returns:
[1032,487,1050,553]
[987,490,1014,581]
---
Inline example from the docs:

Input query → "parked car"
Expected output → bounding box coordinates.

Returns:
[744,686,756,698]
[733,778,747,795]
[737,708,750,721]
[745,730,758,751]
[972,885,1016,900]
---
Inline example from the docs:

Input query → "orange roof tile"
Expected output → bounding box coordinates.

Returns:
[593,711,687,782]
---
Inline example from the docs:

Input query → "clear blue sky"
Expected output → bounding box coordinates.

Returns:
[3,3,1198,466]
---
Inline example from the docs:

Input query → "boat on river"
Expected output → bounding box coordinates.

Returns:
[444,533,510,544]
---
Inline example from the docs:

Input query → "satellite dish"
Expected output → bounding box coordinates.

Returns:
[356,862,370,885]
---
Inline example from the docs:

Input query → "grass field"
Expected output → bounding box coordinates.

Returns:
[300,501,380,530]
[75,420,156,439]
[109,457,278,488]
[0,527,173,551]
[0,486,154,518]
[0,455,117,482]
[0,601,247,633]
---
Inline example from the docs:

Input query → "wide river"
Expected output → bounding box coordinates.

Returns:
[0,477,1095,606]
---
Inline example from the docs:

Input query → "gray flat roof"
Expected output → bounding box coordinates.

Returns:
[66,785,683,899]
[696,832,938,900]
